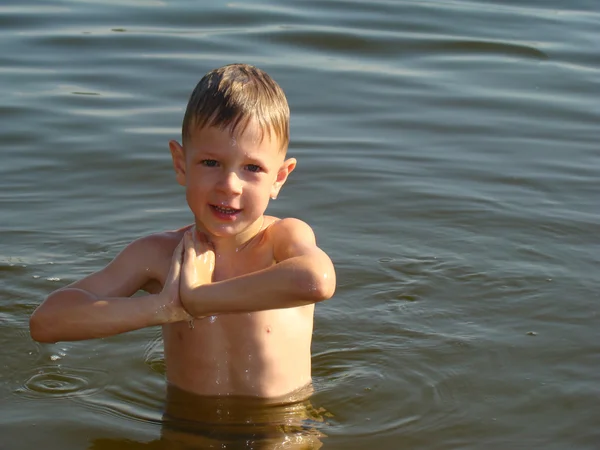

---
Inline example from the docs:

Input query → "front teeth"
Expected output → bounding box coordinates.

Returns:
[214,205,236,214]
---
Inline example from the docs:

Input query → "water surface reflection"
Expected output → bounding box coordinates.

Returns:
[90,383,328,449]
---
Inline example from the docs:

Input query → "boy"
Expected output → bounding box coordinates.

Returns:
[30,63,336,400]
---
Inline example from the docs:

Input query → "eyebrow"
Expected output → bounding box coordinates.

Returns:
[190,147,270,166]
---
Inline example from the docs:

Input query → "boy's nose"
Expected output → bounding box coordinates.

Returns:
[218,171,243,195]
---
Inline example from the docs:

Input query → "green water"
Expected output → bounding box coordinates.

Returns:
[1,0,599,448]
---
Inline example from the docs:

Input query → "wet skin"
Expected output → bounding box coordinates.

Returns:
[155,222,315,397]
[30,122,335,398]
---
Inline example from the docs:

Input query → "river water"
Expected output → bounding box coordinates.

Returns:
[1,0,599,448]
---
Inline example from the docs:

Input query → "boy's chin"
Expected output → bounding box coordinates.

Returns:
[198,221,257,239]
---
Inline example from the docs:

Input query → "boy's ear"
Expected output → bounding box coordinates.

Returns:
[271,158,296,199]
[169,140,187,186]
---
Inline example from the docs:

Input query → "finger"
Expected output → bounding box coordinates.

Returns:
[175,235,185,256]
[195,230,215,253]
[193,234,213,258]
[208,249,215,273]
[182,232,199,282]
[173,238,184,268]
[184,230,197,259]
[166,238,184,285]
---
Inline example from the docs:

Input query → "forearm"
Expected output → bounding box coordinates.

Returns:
[182,253,336,317]
[30,288,168,343]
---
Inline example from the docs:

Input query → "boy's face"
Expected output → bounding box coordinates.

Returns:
[169,122,295,241]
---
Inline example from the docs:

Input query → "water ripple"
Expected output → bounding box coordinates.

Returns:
[418,38,548,60]
[17,365,109,399]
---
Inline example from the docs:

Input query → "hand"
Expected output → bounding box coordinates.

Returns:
[180,228,215,314]
[158,236,193,324]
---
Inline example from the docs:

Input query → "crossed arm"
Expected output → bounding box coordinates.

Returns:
[179,218,336,317]
[30,219,336,343]
[29,235,189,343]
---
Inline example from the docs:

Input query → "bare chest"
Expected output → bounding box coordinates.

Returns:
[211,246,275,282]
[163,305,314,396]
[166,304,314,356]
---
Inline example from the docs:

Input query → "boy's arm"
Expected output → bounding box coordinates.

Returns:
[180,219,336,317]
[30,236,189,343]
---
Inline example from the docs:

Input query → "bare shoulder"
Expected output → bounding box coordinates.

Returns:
[267,217,316,241]
[265,217,320,262]
[131,225,192,275]
[68,225,192,297]
[134,225,191,259]
[267,217,336,298]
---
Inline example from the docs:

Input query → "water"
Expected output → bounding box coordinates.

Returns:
[1,0,599,448]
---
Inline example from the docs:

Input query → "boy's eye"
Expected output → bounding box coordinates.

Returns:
[246,164,262,173]
[201,159,219,167]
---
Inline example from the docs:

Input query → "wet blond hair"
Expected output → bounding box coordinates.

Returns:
[182,64,290,152]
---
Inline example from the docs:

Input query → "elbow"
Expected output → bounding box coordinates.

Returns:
[29,312,56,343]
[306,267,336,303]
[29,301,59,343]
[319,274,337,301]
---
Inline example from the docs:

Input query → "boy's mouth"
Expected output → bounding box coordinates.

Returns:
[210,204,241,216]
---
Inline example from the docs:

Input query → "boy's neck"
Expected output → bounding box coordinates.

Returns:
[195,216,265,255]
